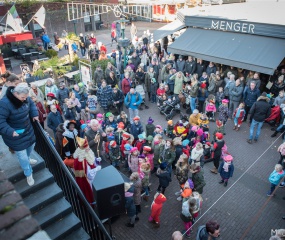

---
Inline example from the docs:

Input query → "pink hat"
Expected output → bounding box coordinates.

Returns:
[130,147,138,153]
[191,126,198,132]
[223,155,233,161]
[156,125,162,129]
[197,129,203,136]
[222,99,229,103]
[97,113,103,118]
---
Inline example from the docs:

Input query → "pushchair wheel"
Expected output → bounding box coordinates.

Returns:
[182,103,187,109]
[160,110,164,115]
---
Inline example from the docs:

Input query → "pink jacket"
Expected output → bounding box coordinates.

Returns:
[128,154,139,173]
[205,103,216,112]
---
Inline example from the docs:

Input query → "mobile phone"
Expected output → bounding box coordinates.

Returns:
[15,129,25,134]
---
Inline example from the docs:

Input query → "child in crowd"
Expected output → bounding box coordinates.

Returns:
[190,142,204,166]
[128,147,140,173]
[218,154,234,187]
[190,164,206,194]
[141,162,151,201]
[203,142,211,162]
[96,113,104,125]
[109,140,121,168]
[233,103,246,131]
[267,164,285,196]
[150,78,159,103]
[216,87,225,110]
[143,146,154,170]
[205,99,216,121]
[148,192,167,228]
[86,91,97,118]
[135,134,146,153]
[165,120,174,138]
[157,83,166,96]
[124,183,136,227]
[153,125,163,137]
[146,117,155,138]
[156,162,172,194]
[130,172,142,221]
[123,143,132,169]
[177,178,193,201]
[219,99,229,125]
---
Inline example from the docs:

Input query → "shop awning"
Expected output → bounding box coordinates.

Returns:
[153,20,185,42]
[0,32,33,45]
[168,28,285,75]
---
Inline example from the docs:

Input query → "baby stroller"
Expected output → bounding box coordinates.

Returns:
[135,82,149,110]
[265,105,281,126]
[160,96,181,120]
[20,64,31,80]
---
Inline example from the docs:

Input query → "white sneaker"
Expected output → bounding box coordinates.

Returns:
[29,159,37,165]
[177,196,182,201]
[175,191,181,196]
[27,175,35,186]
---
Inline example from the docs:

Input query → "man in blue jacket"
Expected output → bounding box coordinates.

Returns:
[243,82,260,123]
[47,105,64,137]
[0,84,39,186]
[124,88,142,124]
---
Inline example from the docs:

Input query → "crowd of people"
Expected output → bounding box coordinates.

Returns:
[1,22,285,239]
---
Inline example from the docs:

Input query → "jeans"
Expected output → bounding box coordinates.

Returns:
[229,100,239,118]
[190,97,197,113]
[129,108,139,124]
[244,105,252,122]
[157,185,166,194]
[80,48,86,57]
[143,186,149,196]
[268,183,277,195]
[276,124,285,132]
[15,143,35,177]
[249,119,263,140]
[151,94,156,103]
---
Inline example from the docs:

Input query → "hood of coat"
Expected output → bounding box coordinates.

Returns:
[257,95,270,102]
[154,193,167,204]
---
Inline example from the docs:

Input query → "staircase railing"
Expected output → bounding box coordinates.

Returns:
[33,121,112,240]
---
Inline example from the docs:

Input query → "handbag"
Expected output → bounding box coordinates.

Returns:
[266,81,273,90]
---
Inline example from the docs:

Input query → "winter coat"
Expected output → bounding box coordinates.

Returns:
[196,225,218,240]
[184,60,197,75]
[122,78,132,95]
[161,147,176,165]
[230,84,243,102]
[224,80,235,97]
[218,161,234,179]
[189,113,201,126]
[146,123,155,137]
[56,87,70,105]
[0,87,38,151]
[125,186,136,217]
[206,65,217,76]
[153,144,164,166]
[150,82,158,96]
[45,84,58,98]
[176,165,189,185]
[212,140,224,158]
[172,74,188,95]
[145,72,156,92]
[94,70,105,86]
[128,154,139,172]
[141,168,150,187]
[124,92,142,110]
[106,76,118,88]
[109,146,121,161]
[132,56,141,70]
[273,95,285,106]
[195,62,206,78]
[271,82,285,97]
[130,122,144,139]
[111,89,124,108]
[189,83,199,98]
[55,123,64,156]
[150,193,167,223]
[175,145,183,162]
[47,111,64,133]
[132,179,142,205]
[207,80,216,95]
[192,168,206,194]
[97,86,112,109]
[29,88,45,106]
[218,105,229,123]
[84,128,107,158]
[35,101,46,123]
[161,65,171,83]
[249,96,271,122]
[269,170,285,185]
[216,92,225,103]
[156,169,171,187]
[244,87,260,107]
[64,106,80,121]
[176,60,185,72]
[191,147,203,164]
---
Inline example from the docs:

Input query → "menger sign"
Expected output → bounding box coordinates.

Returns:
[211,20,255,33]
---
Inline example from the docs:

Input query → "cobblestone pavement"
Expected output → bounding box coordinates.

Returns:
[103,101,284,240]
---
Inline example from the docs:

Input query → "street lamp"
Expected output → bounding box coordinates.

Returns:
[117,17,129,69]
[72,20,77,35]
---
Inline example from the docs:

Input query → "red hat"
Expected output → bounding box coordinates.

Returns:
[216,120,223,127]
[205,142,211,146]
[223,155,233,162]
[110,140,117,148]
[215,132,223,139]
[118,122,125,129]
[47,92,55,98]
[133,116,140,121]
[222,99,229,103]
[143,146,151,152]
[200,83,207,89]
[123,133,130,139]
[130,147,138,153]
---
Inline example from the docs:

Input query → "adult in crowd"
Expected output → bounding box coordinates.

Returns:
[122,72,133,95]
[94,65,105,87]
[184,56,196,76]
[172,231,183,240]
[0,72,21,99]
[207,73,217,95]
[145,66,156,100]
[73,83,87,109]
[229,78,243,119]
[130,22,137,40]
[45,79,58,98]
[135,65,145,85]
[171,71,187,96]
[111,87,124,114]
[189,109,201,126]
[176,55,185,73]
[189,76,199,113]
[79,33,86,57]
[105,62,117,79]
[224,74,235,100]
[85,119,107,158]
[29,83,45,106]
[131,52,141,71]
[247,92,271,144]
[97,80,113,113]
[161,63,172,83]
[106,71,118,88]
[223,66,238,79]
[124,88,142,124]
[247,72,261,90]
[273,90,285,107]
[243,82,260,123]
[41,32,50,51]
[271,75,285,97]
[31,96,46,129]
[47,104,64,137]
[195,59,206,79]
[196,220,220,240]
[0,83,38,186]
[206,62,217,76]
[56,82,70,107]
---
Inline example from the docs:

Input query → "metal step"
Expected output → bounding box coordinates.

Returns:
[62,227,91,240]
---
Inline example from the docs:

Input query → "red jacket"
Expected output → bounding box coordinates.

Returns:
[135,140,145,153]
[90,37,96,44]
[122,78,132,95]
[120,139,129,157]
[100,45,107,53]
[36,102,46,123]
[151,193,167,223]
[157,88,165,96]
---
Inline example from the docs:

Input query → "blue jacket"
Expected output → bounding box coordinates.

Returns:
[47,111,64,132]
[218,162,234,179]
[97,86,112,110]
[56,87,70,105]
[197,89,209,102]
[269,170,285,185]
[130,122,144,139]
[0,87,38,151]
[124,92,142,110]
[42,34,50,44]
[244,87,260,107]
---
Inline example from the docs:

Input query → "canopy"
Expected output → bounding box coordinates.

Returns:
[0,32,33,45]
[153,20,185,42]
[168,28,285,75]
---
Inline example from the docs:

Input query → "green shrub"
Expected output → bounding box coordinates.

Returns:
[91,59,112,73]
[45,49,58,58]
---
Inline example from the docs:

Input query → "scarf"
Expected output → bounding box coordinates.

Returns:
[236,108,241,118]
[223,161,231,172]
[63,129,78,139]
[6,87,27,109]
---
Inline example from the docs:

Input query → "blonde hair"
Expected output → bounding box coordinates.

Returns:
[130,172,139,181]
[275,164,283,172]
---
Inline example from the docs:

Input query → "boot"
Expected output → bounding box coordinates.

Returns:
[224,181,228,187]
[145,105,149,109]
[210,167,218,174]
[143,195,149,201]
[153,222,160,228]
[233,126,237,130]
[271,131,278,137]
[236,127,240,131]
[219,180,224,184]
[125,223,134,227]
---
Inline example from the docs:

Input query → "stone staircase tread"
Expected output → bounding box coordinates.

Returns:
[23,182,63,213]
[33,198,72,229]
[44,213,82,240]
[14,168,54,198]
[62,227,91,240]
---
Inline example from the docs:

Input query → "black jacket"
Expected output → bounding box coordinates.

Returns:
[111,90,124,107]
[196,62,206,78]
[184,60,197,75]
[156,170,171,187]
[249,96,271,122]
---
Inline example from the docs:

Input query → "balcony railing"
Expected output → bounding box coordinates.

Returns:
[33,121,112,240]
